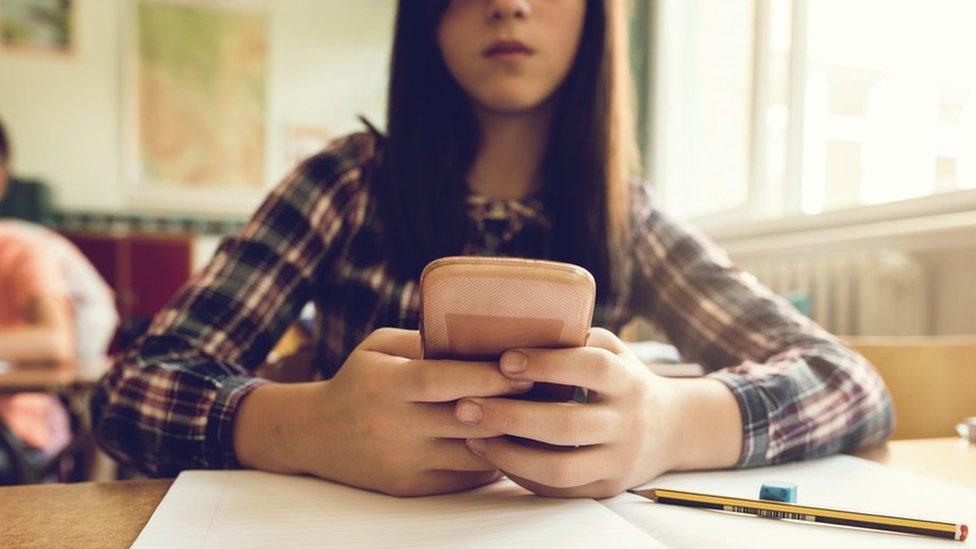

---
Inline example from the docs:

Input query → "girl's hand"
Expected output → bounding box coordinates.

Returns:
[237,327,534,497]
[453,328,722,498]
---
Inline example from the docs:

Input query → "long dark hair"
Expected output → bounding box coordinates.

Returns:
[376,0,639,302]
[0,117,9,166]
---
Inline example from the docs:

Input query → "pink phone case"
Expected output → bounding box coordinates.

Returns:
[419,256,596,360]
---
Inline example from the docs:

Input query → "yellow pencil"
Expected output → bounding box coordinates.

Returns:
[629,487,969,541]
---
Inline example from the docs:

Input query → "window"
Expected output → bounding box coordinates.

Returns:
[651,0,758,219]
[649,0,976,223]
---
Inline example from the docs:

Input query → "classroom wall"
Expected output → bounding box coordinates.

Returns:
[0,0,395,213]
[0,0,123,211]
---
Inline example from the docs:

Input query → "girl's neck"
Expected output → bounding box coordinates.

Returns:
[467,99,555,201]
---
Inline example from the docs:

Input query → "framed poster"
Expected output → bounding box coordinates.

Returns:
[122,0,270,213]
[0,0,74,55]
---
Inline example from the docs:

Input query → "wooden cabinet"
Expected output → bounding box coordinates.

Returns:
[62,232,194,346]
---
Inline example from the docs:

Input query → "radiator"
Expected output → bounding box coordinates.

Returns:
[735,251,928,336]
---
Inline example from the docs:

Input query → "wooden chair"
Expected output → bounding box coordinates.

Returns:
[256,324,315,383]
[846,336,976,440]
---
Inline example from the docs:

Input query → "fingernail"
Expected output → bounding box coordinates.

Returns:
[466,438,487,455]
[456,400,483,424]
[501,351,527,374]
[511,379,533,391]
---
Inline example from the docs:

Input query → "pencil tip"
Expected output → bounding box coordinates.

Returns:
[628,488,658,501]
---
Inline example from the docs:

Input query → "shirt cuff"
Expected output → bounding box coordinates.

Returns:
[708,370,772,468]
[203,375,270,469]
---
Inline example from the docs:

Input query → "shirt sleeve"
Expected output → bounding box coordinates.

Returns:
[90,142,369,476]
[628,184,894,467]
[9,237,70,319]
[56,234,120,357]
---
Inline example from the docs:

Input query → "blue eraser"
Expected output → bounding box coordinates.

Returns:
[759,482,797,503]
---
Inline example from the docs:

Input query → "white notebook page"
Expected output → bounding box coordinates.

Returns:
[134,455,975,548]
[605,454,976,548]
[133,470,661,548]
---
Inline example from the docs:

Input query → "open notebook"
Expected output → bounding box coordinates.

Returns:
[134,455,975,548]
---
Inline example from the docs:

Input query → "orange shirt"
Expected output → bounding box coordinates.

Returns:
[0,222,69,326]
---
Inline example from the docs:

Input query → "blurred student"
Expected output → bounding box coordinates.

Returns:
[93,0,893,498]
[0,118,118,359]
[0,118,117,477]
[2,220,119,359]
[0,118,74,463]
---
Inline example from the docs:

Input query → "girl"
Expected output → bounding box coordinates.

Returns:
[92,0,892,498]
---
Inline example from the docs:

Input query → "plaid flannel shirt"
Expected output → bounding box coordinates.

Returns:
[90,131,893,476]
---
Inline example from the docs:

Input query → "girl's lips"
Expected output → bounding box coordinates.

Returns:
[483,40,534,58]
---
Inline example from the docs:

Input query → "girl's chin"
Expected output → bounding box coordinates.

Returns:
[471,91,554,116]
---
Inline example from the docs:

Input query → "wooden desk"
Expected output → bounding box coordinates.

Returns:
[0,358,110,394]
[0,438,973,548]
[0,359,112,483]
[0,479,171,547]
[855,436,976,490]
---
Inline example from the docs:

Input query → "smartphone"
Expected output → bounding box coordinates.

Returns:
[419,256,596,401]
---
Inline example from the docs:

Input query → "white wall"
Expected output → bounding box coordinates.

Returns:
[267,0,394,185]
[0,0,395,213]
[0,0,124,211]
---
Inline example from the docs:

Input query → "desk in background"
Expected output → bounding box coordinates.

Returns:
[856,437,976,490]
[0,359,109,395]
[0,359,111,484]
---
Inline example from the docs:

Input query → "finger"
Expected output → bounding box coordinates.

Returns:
[386,470,501,498]
[466,437,607,489]
[427,438,498,472]
[425,469,502,495]
[426,470,502,492]
[414,402,504,439]
[585,327,628,354]
[359,327,422,359]
[499,346,628,396]
[454,398,618,446]
[587,327,644,367]
[399,359,535,402]
[506,473,627,499]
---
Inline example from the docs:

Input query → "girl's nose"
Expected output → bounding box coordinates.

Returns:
[487,0,533,22]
